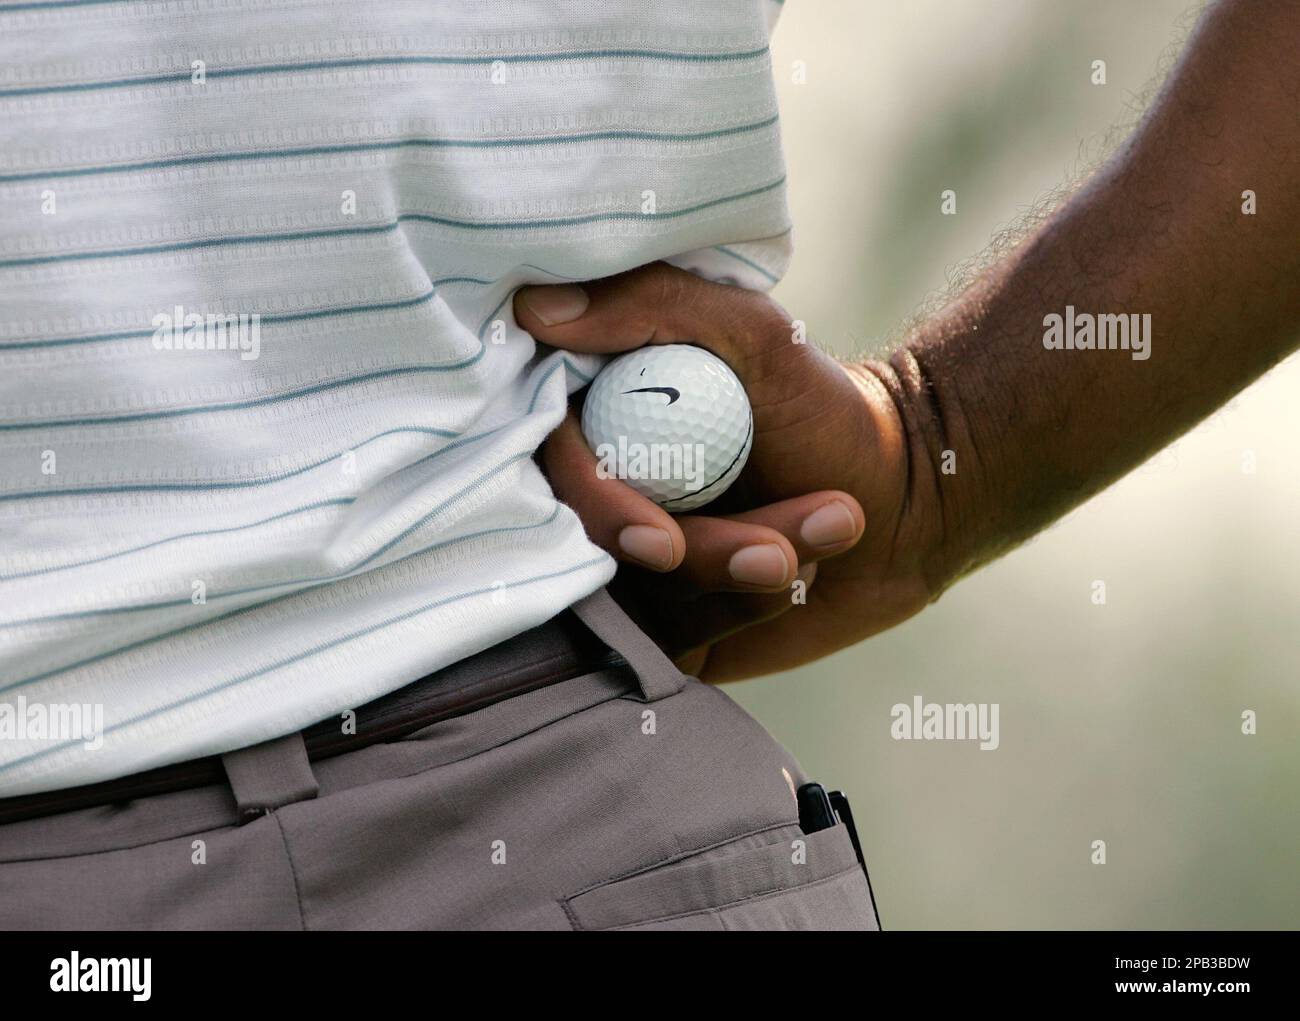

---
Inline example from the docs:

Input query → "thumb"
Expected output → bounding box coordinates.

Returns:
[513,262,797,369]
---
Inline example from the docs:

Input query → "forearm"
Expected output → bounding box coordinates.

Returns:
[872,0,1300,590]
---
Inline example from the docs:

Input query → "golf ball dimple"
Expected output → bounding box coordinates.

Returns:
[581,344,753,513]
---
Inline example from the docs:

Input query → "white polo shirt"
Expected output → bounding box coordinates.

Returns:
[0,0,790,796]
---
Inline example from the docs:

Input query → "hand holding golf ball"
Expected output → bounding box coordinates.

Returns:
[580,344,753,513]
[514,263,930,683]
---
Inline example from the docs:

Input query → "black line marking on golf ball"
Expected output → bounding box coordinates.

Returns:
[660,410,754,510]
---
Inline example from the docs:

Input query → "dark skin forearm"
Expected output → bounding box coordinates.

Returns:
[514,0,1300,680]
[874,0,1300,592]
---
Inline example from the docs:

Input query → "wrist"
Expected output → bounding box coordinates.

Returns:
[847,343,995,602]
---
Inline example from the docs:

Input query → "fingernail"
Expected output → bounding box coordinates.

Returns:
[729,544,790,588]
[519,284,589,326]
[618,525,674,570]
[800,500,858,548]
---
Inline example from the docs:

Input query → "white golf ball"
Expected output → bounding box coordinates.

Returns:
[581,344,753,512]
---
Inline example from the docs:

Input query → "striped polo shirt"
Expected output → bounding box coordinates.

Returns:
[0,0,791,796]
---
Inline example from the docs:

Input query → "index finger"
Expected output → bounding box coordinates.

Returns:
[512,262,796,369]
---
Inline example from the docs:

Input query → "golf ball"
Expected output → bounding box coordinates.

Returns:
[581,344,753,512]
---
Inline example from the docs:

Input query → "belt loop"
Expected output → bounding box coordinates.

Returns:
[570,588,686,701]
[221,732,318,823]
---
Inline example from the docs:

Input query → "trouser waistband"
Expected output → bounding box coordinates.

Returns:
[0,588,685,826]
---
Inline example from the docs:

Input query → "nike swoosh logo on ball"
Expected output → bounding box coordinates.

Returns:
[622,386,681,404]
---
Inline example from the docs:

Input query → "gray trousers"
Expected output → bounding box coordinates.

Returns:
[0,590,878,930]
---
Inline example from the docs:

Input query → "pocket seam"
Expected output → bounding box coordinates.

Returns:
[560,820,799,931]
[562,823,859,931]
[564,818,795,902]
[606,863,867,931]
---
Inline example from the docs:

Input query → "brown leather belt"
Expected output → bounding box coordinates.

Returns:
[0,609,623,827]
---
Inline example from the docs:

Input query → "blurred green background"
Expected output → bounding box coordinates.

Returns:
[729,0,1300,929]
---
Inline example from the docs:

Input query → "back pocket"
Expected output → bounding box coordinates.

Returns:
[562,823,879,931]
